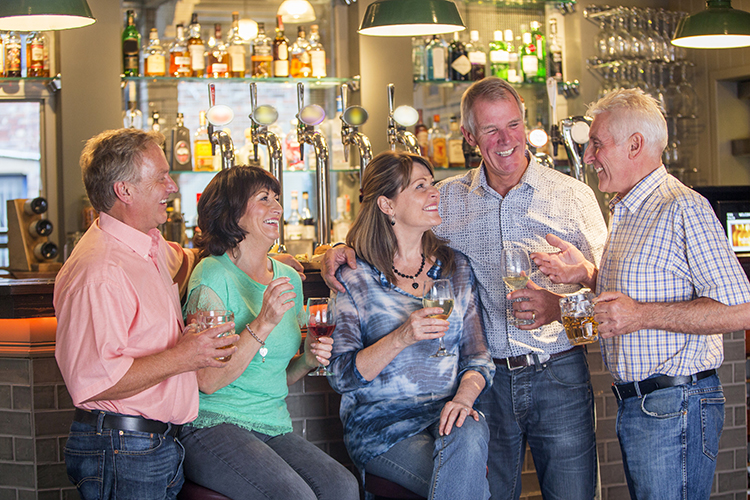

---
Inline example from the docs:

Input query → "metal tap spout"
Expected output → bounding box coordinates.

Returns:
[211,130,235,170]
[339,84,373,183]
[560,116,593,184]
[386,83,420,154]
[394,129,419,154]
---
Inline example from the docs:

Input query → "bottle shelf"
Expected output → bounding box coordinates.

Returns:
[413,79,545,88]
[170,168,362,176]
[463,0,575,8]
[122,76,352,88]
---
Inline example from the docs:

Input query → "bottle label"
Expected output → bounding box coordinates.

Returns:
[278,45,288,59]
[311,52,326,77]
[451,55,471,76]
[228,46,246,71]
[274,60,289,77]
[147,55,166,75]
[174,140,191,164]
[448,139,463,164]
[31,45,44,61]
[174,56,191,66]
[431,47,445,79]
[194,140,213,169]
[522,55,538,75]
[189,45,205,70]
[212,63,228,73]
[433,138,447,165]
[490,49,509,64]
[468,51,486,65]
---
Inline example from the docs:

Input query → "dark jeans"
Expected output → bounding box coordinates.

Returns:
[64,420,185,500]
[476,348,597,500]
[178,423,360,500]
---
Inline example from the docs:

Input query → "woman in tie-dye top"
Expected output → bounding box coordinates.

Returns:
[328,151,494,500]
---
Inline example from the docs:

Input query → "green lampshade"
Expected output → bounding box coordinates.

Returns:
[672,0,750,49]
[0,0,96,31]
[359,0,465,37]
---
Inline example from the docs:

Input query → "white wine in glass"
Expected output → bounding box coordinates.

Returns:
[422,279,456,357]
[501,247,533,326]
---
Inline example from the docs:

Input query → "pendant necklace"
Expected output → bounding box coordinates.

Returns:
[392,253,425,290]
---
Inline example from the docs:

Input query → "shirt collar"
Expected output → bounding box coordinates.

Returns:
[98,211,161,261]
[608,165,668,214]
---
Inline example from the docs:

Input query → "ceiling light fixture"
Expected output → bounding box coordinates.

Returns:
[0,0,96,31]
[672,0,750,49]
[277,0,316,24]
[358,0,465,37]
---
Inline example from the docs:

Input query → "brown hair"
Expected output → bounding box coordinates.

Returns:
[80,128,165,213]
[460,77,524,137]
[346,150,455,283]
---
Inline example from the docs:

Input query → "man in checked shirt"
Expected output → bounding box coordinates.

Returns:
[533,88,750,499]
[324,77,607,500]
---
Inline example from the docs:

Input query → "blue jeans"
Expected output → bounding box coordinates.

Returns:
[178,423,359,500]
[63,419,185,500]
[616,372,724,500]
[476,348,597,500]
[364,414,490,500]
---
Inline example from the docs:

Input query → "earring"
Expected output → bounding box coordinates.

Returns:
[390,215,396,226]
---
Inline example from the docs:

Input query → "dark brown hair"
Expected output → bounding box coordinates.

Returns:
[194,166,280,258]
[346,150,454,283]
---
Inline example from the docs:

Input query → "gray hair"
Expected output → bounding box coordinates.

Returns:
[80,129,165,212]
[460,77,524,137]
[586,88,667,158]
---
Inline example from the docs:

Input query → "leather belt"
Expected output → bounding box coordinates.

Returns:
[611,369,717,401]
[493,346,583,371]
[74,408,181,437]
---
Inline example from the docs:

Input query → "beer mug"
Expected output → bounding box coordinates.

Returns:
[196,310,235,362]
[559,290,599,345]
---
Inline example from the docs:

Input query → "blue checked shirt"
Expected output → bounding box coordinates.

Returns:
[435,156,608,358]
[597,166,750,383]
[328,252,494,470]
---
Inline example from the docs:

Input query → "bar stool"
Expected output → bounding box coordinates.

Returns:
[177,479,232,500]
[364,473,427,500]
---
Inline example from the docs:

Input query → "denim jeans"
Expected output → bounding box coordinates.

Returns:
[63,419,185,500]
[616,372,724,500]
[476,348,597,500]
[364,414,490,500]
[178,423,359,500]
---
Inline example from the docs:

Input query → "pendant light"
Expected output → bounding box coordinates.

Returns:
[358,0,465,37]
[671,0,750,49]
[0,0,96,31]
[277,0,316,23]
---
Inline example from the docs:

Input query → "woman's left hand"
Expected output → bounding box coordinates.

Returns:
[303,334,333,369]
[439,399,479,436]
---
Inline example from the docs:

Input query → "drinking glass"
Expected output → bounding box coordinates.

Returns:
[196,310,235,362]
[501,247,533,327]
[559,291,599,345]
[422,278,456,358]
[306,297,336,376]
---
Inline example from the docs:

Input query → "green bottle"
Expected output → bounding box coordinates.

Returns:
[122,10,141,76]
[488,30,508,80]
[530,21,546,83]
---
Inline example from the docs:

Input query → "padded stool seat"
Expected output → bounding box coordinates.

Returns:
[177,479,232,500]
[364,473,426,500]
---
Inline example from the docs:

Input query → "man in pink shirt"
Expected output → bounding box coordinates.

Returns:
[54,129,239,500]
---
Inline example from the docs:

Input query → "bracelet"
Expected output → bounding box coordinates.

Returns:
[245,325,268,363]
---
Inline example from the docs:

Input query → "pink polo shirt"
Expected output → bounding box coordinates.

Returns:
[54,212,199,424]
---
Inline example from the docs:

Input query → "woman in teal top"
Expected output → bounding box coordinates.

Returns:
[178,166,359,500]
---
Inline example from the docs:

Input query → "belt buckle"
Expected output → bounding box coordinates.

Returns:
[506,354,530,371]
[612,383,623,401]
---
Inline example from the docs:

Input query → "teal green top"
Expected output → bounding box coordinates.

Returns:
[184,253,303,436]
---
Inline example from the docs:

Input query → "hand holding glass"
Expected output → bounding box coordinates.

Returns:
[196,310,235,362]
[501,247,533,326]
[306,297,335,376]
[422,278,455,358]
[559,290,599,345]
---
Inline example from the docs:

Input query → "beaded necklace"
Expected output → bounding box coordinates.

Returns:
[392,253,426,290]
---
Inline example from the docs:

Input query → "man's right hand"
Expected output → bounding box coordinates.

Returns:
[531,233,597,289]
[321,245,357,293]
[178,322,239,370]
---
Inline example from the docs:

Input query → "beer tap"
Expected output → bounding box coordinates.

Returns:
[386,83,420,154]
[339,83,372,186]
[249,82,286,253]
[206,83,235,170]
[296,82,331,246]
[560,116,593,184]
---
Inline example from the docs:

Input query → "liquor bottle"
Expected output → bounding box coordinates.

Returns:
[321,96,347,170]
[529,21,546,83]
[447,116,464,168]
[520,30,538,84]
[122,80,143,129]
[169,24,191,77]
[207,24,230,78]
[290,26,312,78]
[309,25,326,78]
[489,30,508,80]
[4,32,22,77]
[548,18,563,82]
[301,191,315,240]
[170,112,192,171]
[332,195,352,243]
[412,37,427,81]
[425,35,448,81]
[272,15,290,78]
[194,110,214,171]
[187,13,206,77]
[467,30,486,81]
[414,109,429,157]
[285,191,303,241]
[227,12,247,78]
[428,114,448,168]
[449,32,470,82]
[143,28,166,77]
[122,10,141,76]
[251,22,273,78]
[26,32,48,77]
[164,198,186,246]
[505,30,521,84]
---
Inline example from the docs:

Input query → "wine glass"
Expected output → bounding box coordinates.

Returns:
[501,247,533,327]
[196,310,235,362]
[422,278,456,358]
[306,297,336,376]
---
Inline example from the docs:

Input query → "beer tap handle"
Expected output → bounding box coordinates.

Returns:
[296,82,305,165]
[207,83,216,155]
[249,83,258,111]
[387,83,395,117]
[340,84,350,163]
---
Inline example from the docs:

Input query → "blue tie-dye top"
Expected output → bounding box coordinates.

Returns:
[328,251,494,470]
